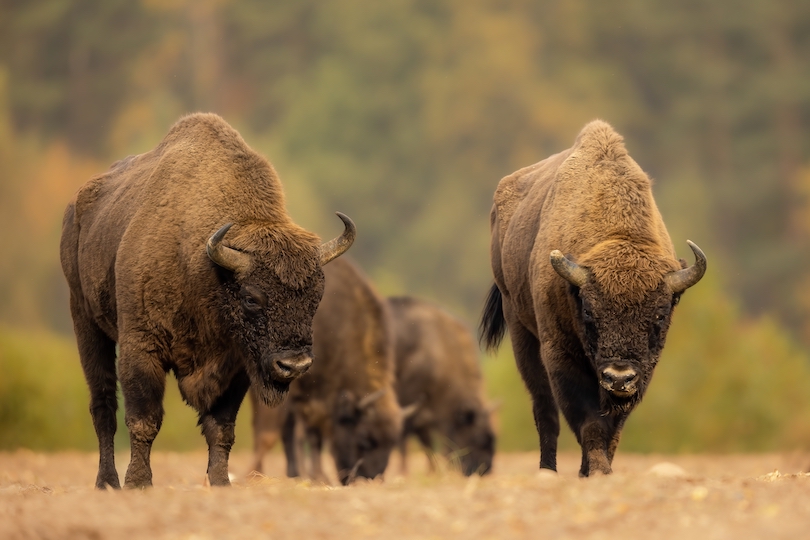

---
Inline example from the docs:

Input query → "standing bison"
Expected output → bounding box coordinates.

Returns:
[389,296,495,476]
[283,258,404,485]
[480,120,706,477]
[60,113,355,489]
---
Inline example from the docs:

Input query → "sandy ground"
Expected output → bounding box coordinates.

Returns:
[1,450,809,539]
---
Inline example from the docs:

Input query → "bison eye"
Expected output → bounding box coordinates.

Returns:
[457,410,476,426]
[242,295,262,314]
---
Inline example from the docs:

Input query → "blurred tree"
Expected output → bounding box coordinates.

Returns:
[1,0,810,452]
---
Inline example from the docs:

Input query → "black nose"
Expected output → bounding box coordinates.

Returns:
[271,354,312,381]
[600,365,638,393]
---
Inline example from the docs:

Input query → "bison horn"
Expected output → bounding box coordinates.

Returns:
[319,212,357,266]
[358,388,387,410]
[550,250,588,287]
[207,223,252,273]
[400,395,425,420]
[664,240,707,293]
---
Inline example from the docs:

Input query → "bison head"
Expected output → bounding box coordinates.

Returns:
[207,213,355,407]
[444,402,496,476]
[550,241,706,414]
[331,389,402,485]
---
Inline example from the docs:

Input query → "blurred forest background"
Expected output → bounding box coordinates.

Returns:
[3,0,810,455]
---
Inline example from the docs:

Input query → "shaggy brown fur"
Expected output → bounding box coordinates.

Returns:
[60,113,353,489]
[389,296,495,476]
[283,258,403,485]
[480,120,706,477]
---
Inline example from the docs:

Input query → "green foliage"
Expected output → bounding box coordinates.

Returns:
[483,271,810,453]
[0,326,253,452]
[2,1,810,453]
[0,326,96,449]
[624,272,810,452]
[2,1,810,334]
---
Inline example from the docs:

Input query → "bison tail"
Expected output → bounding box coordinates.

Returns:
[479,283,507,352]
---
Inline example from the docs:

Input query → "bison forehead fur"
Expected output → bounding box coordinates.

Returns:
[481,119,705,477]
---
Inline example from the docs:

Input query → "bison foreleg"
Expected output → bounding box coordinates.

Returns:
[416,428,438,473]
[281,410,300,477]
[200,371,250,486]
[606,414,627,465]
[120,351,166,489]
[306,427,330,484]
[578,419,612,476]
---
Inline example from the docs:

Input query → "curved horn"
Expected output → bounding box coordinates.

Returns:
[486,398,503,414]
[550,250,588,287]
[358,388,387,410]
[319,212,356,266]
[207,223,251,273]
[664,240,707,293]
[400,395,425,420]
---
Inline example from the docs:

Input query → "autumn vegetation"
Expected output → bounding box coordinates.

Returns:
[2,0,810,454]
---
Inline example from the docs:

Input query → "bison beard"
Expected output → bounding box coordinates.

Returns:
[480,120,706,477]
[61,113,354,489]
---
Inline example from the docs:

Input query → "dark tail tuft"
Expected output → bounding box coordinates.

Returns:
[479,283,507,351]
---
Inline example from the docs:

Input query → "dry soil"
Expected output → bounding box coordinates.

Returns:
[1,450,809,539]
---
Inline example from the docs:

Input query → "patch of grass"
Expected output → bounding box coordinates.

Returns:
[0,326,253,452]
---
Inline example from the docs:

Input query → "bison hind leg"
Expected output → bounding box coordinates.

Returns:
[71,303,121,490]
[513,327,560,472]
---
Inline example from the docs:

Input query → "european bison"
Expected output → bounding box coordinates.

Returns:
[389,296,495,476]
[283,258,403,485]
[60,113,355,489]
[480,120,706,477]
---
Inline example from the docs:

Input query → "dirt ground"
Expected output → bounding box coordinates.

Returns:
[1,450,809,539]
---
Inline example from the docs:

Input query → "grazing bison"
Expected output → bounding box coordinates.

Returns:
[389,296,495,476]
[60,113,355,489]
[283,258,403,485]
[480,120,706,477]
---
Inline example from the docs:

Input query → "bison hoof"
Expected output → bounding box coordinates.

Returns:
[207,473,231,487]
[95,477,121,490]
[124,471,153,489]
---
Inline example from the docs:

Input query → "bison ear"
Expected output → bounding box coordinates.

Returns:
[358,388,387,410]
